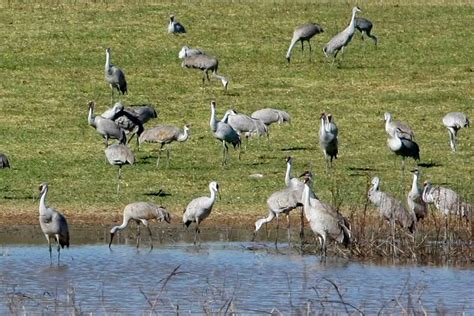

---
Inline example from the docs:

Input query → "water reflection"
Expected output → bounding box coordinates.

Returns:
[1,241,472,314]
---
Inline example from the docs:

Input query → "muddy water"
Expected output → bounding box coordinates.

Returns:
[0,226,473,314]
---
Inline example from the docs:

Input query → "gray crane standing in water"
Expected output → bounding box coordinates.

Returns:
[38,183,70,265]
[407,169,427,222]
[104,140,135,194]
[442,112,470,152]
[301,173,352,257]
[178,45,204,59]
[387,128,420,171]
[286,23,324,63]
[183,181,219,245]
[368,177,416,255]
[0,153,10,168]
[168,15,186,34]
[109,202,171,249]
[253,183,301,248]
[323,6,362,64]
[105,48,127,104]
[384,112,415,140]
[139,124,190,167]
[181,54,229,90]
[88,101,126,147]
[355,17,378,45]
[422,181,471,240]
[319,113,338,168]
[209,101,241,165]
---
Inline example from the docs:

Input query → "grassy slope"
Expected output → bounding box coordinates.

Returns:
[0,1,472,223]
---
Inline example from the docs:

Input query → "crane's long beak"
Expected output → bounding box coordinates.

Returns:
[108,233,115,248]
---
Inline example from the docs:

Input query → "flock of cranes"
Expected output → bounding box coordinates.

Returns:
[1,8,468,264]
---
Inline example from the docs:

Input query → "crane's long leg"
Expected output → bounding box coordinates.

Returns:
[56,235,61,265]
[47,236,53,265]
[308,41,312,61]
[157,143,164,167]
[222,141,228,166]
[194,220,200,246]
[301,40,304,52]
[146,225,153,250]
[116,167,122,195]
[274,216,279,249]
[136,222,141,248]
[166,147,171,168]
[299,206,305,243]
[286,214,291,247]
[447,128,456,152]
[110,85,114,105]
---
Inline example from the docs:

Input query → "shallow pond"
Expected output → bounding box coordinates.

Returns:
[0,226,473,314]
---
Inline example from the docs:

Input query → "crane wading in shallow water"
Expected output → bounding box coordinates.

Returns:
[301,173,351,258]
[183,181,219,245]
[38,183,70,265]
[323,6,362,65]
[209,101,241,166]
[286,23,324,63]
[105,48,127,104]
[442,112,470,152]
[139,124,190,167]
[109,202,171,249]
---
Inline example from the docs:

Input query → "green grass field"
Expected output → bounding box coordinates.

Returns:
[0,1,472,223]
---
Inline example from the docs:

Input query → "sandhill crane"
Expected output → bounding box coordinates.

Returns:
[209,101,241,165]
[407,169,427,222]
[368,177,416,254]
[301,174,351,257]
[222,109,268,139]
[422,181,471,220]
[442,112,470,152]
[102,102,144,147]
[138,124,190,167]
[183,181,219,245]
[387,128,420,170]
[178,45,204,59]
[323,6,362,64]
[168,15,186,34]
[422,180,471,241]
[286,23,324,63]
[319,113,338,167]
[0,153,10,168]
[38,183,69,264]
[104,141,135,194]
[105,48,127,104]
[88,101,126,147]
[384,112,415,140]
[251,108,291,126]
[109,202,171,249]
[355,17,378,45]
[182,54,229,90]
[103,102,158,147]
[253,184,301,248]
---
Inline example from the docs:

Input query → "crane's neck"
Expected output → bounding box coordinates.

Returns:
[111,217,129,234]
[348,9,358,32]
[302,183,313,220]
[209,188,217,204]
[411,173,419,193]
[39,189,49,215]
[422,184,433,203]
[105,50,111,70]
[210,105,218,131]
[284,160,292,187]
[88,106,96,127]
[320,116,327,134]
[220,111,231,123]
[178,127,189,142]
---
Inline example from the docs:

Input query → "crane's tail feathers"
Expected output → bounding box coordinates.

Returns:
[341,224,352,247]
